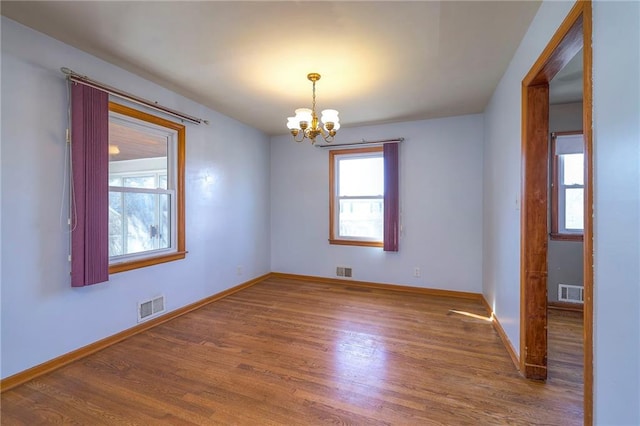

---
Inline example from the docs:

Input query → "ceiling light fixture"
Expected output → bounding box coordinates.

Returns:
[287,73,340,144]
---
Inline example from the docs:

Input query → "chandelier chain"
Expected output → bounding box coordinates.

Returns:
[312,80,316,115]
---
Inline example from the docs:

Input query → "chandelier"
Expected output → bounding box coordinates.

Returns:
[287,73,340,144]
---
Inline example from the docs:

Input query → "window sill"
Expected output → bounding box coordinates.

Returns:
[329,239,383,248]
[550,233,583,242]
[109,251,187,274]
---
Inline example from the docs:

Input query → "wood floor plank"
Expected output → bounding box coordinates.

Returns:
[1,277,583,424]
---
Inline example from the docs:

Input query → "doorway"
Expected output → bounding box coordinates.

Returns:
[520,0,593,424]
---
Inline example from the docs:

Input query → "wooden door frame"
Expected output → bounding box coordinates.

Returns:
[520,0,592,424]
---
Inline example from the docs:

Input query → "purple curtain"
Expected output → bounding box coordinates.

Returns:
[383,143,399,252]
[71,83,109,286]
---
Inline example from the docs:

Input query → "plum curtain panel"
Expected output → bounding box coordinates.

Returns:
[383,142,399,252]
[71,83,109,286]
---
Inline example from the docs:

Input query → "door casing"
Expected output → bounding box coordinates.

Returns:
[520,0,593,424]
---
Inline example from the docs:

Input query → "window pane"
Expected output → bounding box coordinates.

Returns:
[109,192,124,257]
[109,191,170,256]
[159,174,167,190]
[109,118,168,189]
[109,120,168,161]
[339,157,383,196]
[159,191,170,249]
[338,199,383,239]
[123,175,156,189]
[562,153,584,185]
[565,188,584,230]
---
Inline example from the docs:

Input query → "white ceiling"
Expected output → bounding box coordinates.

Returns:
[550,48,584,105]
[1,1,543,136]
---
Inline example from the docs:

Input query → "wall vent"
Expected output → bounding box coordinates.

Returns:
[558,284,584,303]
[138,295,166,322]
[336,267,353,278]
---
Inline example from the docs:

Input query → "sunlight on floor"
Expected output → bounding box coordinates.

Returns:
[448,309,493,322]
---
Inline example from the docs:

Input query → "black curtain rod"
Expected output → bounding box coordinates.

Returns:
[314,138,404,149]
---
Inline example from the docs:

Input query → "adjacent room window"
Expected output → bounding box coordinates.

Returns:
[108,102,186,272]
[329,147,384,247]
[551,132,584,241]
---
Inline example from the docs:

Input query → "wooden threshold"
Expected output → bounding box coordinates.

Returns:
[0,273,271,392]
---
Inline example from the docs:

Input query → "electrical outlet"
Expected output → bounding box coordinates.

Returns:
[237,265,243,276]
[413,267,421,278]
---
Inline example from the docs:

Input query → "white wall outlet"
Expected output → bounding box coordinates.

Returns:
[414,267,421,278]
[237,265,243,276]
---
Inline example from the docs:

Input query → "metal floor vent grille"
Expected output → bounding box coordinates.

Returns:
[336,267,353,278]
[558,284,584,303]
[138,295,166,322]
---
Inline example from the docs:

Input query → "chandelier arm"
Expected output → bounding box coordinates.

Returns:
[294,131,306,143]
[319,127,334,143]
[307,127,320,144]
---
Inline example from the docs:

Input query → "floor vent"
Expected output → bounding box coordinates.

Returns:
[558,284,584,303]
[336,267,353,278]
[138,295,166,322]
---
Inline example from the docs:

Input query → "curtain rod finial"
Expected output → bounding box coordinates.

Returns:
[61,67,73,75]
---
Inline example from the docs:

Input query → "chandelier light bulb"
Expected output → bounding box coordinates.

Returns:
[326,121,340,132]
[294,108,312,125]
[321,109,339,125]
[286,117,300,130]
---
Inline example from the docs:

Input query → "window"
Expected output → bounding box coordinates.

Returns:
[551,132,584,241]
[108,102,186,273]
[329,143,400,251]
[329,147,385,247]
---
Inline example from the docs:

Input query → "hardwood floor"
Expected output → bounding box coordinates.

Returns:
[1,277,583,425]
[547,308,584,392]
